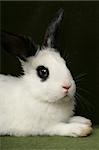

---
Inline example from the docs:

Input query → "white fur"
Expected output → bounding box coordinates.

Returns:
[0,48,92,137]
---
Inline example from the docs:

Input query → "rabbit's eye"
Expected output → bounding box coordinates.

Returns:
[36,65,49,81]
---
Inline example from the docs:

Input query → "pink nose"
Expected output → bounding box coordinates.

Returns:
[62,85,71,90]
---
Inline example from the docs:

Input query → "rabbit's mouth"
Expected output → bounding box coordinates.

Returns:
[62,80,76,99]
[62,85,72,96]
[57,94,72,103]
[63,92,70,99]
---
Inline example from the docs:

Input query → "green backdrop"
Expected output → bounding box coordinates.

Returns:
[0,1,98,124]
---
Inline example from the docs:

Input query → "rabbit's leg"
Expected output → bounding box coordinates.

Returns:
[46,122,92,137]
[69,116,92,126]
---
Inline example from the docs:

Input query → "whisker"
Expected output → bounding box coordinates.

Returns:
[64,52,71,65]
[76,87,94,97]
[74,73,87,80]
[75,92,94,113]
[75,73,88,84]
[75,93,90,112]
[75,78,86,84]
[75,94,86,112]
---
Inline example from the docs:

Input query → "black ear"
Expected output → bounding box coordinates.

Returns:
[43,8,64,48]
[1,31,38,61]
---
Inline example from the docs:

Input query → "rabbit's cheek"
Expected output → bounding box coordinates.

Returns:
[68,82,76,97]
[46,85,66,101]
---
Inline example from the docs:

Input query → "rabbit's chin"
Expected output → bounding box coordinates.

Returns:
[42,94,74,103]
[49,88,76,103]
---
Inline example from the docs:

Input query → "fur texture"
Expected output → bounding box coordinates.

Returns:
[0,48,75,135]
[0,48,92,137]
[0,9,92,137]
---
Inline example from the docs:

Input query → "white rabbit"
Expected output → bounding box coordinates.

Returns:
[0,9,92,137]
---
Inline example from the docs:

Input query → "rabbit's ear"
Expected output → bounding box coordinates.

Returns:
[1,31,38,61]
[43,8,64,48]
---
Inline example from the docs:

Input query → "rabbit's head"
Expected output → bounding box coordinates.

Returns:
[1,9,76,102]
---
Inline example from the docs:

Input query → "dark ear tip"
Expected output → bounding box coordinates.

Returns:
[43,8,64,48]
[56,8,64,19]
[51,8,64,26]
[57,8,64,15]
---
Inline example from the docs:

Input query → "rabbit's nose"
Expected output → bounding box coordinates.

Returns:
[62,85,71,90]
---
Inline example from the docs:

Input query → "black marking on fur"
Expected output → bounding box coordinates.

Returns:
[1,30,38,61]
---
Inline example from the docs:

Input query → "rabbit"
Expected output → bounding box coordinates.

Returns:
[0,9,92,137]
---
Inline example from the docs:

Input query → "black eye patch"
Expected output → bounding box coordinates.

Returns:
[36,65,49,81]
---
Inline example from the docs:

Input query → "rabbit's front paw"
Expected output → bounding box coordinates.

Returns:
[69,116,92,126]
[70,123,93,137]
